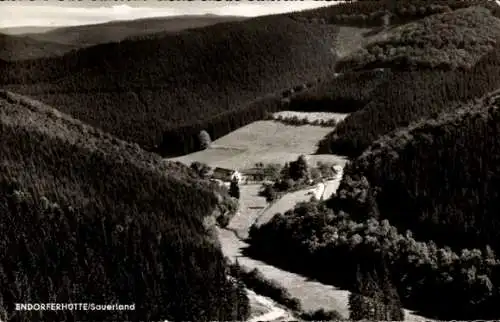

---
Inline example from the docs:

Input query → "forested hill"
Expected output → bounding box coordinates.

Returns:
[288,0,498,26]
[334,89,500,253]
[19,15,247,49]
[0,14,340,156]
[317,6,500,157]
[336,7,500,71]
[0,15,246,61]
[0,91,249,321]
[0,33,78,61]
[247,88,500,320]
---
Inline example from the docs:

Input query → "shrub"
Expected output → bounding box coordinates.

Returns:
[229,264,303,312]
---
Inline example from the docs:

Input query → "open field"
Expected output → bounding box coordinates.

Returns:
[213,121,332,153]
[307,154,348,168]
[272,111,349,123]
[170,146,246,166]
[334,26,373,58]
[170,120,347,170]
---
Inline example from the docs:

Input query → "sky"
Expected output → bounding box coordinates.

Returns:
[0,1,337,28]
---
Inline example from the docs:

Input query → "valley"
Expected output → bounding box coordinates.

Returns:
[212,123,429,320]
[4,0,500,321]
[174,110,431,320]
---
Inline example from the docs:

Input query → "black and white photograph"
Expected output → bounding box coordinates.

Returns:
[1,0,500,320]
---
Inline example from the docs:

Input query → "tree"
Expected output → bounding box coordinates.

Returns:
[280,162,290,180]
[301,308,342,321]
[380,260,405,321]
[317,162,336,179]
[263,163,282,181]
[236,278,250,319]
[198,130,212,150]
[190,161,211,178]
[382,11,391,28]
[350,265,396,321]
[289,155,309,181]
[229,178,240,199]
[362,270,385,320]
[310,168,322,181]
[350,266,368,321]
[260,184,276,202]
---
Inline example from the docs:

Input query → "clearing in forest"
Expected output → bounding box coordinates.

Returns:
[171,120,344,170]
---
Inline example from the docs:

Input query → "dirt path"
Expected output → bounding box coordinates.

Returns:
[322,165,344,200]
[247,289,295,322]
[225,184,268,240]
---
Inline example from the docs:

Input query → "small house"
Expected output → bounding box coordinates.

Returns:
[241,168,266,182]
[212,167,242,183]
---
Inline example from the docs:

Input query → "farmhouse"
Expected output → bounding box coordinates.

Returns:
[241,168,266,182]
[211,167,242,183]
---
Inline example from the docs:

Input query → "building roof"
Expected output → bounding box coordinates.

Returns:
[241,168,265,175]
[212,167,236,176]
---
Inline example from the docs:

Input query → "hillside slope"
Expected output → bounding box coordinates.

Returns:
[0,90,249,321]
[0,26,58,35]
[286,68,391,114]
[1,14,341,156]
[0,15,246,60]
[317,7,500,157]
[335,91,500,253]
[249,189,500,320]
[288,0,497,27]
[25,15,247,47]
[336,7,500,71]
[0,33,77,61]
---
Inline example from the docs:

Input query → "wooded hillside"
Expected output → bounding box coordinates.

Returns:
[0,91,249,321]
[336,92,500,253]
[289,0,497,27]
[0,15,246,61]
[0,33,77,61]
[337,7,500,71]
[318,7,500,157]
[1,15,340,156]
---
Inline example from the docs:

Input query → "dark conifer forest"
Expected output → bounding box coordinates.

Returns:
[0,16,247,61]
[336,7,500,71]
[287,69,391,114]
[0,33,78,61]
[6,0,500,320]
[249,181,500,319]
[243,2,500,321]
[336,94,500,254]
[0,15,340,156]
[317,7,500,157]
[289,0,498,27]
[0,91,249,321]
